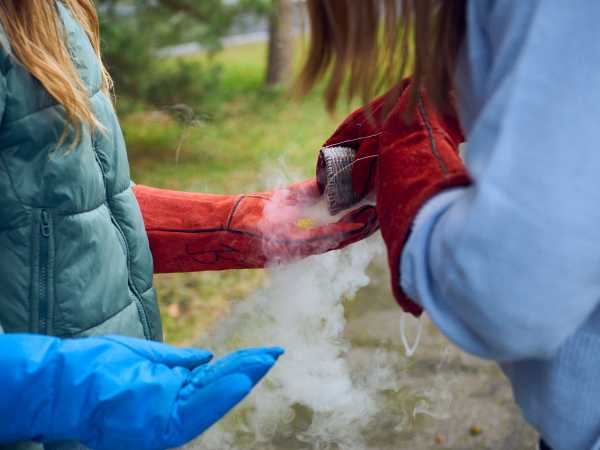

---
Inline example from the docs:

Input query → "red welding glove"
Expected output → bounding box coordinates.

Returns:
[316,80,411,214]
[133,180,378,273]
[317,78,465,217]
[376,87,470,316]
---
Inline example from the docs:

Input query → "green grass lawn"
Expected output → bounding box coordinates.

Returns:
[121,42,355,344]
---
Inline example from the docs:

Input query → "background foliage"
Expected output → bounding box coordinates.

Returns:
[97,0,271,114]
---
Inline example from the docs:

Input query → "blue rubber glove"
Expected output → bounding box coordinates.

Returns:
[0,334,283,450]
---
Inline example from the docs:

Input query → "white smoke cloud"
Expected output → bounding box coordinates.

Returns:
[194,235,387,450]
[190,167,449,450]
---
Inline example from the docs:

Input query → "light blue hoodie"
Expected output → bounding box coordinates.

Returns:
[401,1,600,449]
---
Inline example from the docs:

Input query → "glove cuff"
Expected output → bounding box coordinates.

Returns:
[377,97,470,316]
[382,171,470,316]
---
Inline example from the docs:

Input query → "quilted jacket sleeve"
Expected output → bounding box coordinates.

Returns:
[0,70,6,125]
[0,23,8,124]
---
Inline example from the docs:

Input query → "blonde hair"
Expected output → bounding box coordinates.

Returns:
[296,0,466,113]
[0,0,112,144]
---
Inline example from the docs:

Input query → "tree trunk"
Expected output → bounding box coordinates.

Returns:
[266,0,295,86]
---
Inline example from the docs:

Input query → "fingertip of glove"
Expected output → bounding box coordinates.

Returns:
[170,347,214,367]
[193,350,214,365]
[265,346,285,359]
[188,347,282,388]
[220,349,282,385]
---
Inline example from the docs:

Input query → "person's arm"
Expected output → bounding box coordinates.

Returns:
[399,1,600,361]
[133,180,378,273]
[0,333,282,450]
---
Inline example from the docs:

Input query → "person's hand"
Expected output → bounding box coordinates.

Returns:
[0,333,283,450]
[316,79,464,215]
[134,179,378,273]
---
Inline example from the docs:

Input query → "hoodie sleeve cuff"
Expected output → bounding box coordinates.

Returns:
[400,188,467,306]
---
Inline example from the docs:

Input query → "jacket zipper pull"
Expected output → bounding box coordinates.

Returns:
[40,209,50,237]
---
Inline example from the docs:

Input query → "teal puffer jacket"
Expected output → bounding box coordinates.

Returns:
[0,4,162,342]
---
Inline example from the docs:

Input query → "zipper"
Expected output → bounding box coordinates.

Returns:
[38,209,51,335]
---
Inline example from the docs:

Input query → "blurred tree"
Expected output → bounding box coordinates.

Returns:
[96,0,270,110]
[265,0,295,86]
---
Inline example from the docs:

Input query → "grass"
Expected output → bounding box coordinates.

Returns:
[121,42,355,344]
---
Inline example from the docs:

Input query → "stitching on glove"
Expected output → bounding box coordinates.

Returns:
[225,196,244,229]
[185,242,239,264]
[416,94,449,175]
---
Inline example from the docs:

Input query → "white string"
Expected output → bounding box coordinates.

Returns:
[327,154,380,184]
[321,131,383,150]
[400,313,423,357]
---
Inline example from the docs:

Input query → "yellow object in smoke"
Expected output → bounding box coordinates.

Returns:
[296,217,317,229]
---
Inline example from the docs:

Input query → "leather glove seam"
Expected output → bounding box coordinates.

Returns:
[225,195,244,230]
[416,94,450,175]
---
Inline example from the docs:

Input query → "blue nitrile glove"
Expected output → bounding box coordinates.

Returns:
[0,334,283,450]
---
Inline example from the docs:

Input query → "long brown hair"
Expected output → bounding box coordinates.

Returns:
[297,0,466,113]
[0,0,112,142]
